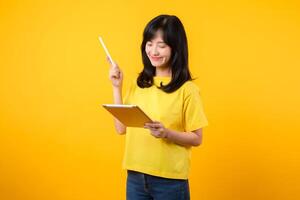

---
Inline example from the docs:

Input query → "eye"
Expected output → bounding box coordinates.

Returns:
[146,42,152,47]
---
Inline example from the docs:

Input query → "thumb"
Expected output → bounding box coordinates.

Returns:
[112,62,120,70]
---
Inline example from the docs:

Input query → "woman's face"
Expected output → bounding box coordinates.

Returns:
[145,30,172,69]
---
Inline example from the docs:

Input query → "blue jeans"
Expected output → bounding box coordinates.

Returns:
[126,170,190,200]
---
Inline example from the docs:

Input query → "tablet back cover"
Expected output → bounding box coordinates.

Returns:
[102,104,152,127]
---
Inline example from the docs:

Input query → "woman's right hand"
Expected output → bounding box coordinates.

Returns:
[107,57,123,88]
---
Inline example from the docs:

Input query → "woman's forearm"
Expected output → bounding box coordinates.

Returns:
[112,86,126,134]
[165,128,202,147]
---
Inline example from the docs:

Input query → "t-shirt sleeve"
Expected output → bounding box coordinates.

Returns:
[183,84,208,132]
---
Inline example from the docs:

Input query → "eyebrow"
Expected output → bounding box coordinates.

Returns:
[147,41,166,44]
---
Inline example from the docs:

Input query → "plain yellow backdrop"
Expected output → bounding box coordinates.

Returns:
[0,0,299,199]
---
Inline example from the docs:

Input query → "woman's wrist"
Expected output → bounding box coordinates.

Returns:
[112,85,122,90]
[165,128,171,139]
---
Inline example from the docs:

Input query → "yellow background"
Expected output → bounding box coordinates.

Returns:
[1,0,299,199]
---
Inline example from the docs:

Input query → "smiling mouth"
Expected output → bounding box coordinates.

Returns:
[150,56,162,61]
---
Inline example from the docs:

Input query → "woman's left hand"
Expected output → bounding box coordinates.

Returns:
[144,121,168,138]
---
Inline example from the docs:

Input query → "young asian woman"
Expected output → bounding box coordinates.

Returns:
[107,14,208,200]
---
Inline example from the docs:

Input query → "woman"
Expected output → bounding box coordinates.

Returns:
[108,14,208,200]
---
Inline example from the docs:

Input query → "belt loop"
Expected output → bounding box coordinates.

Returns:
[143,173,149,191]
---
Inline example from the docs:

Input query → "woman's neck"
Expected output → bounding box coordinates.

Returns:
[155,66,172,77]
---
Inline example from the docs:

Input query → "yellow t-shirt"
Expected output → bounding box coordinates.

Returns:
[123,76,208,179]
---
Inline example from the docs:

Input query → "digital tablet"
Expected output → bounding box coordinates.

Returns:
[102,104,153,128]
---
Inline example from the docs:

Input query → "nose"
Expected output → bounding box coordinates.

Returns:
[151,46,159,56]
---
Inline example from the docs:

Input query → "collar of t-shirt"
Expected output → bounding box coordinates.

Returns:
[153,76,171,86]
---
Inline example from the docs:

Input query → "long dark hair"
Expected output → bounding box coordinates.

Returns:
[137,14,192,93]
